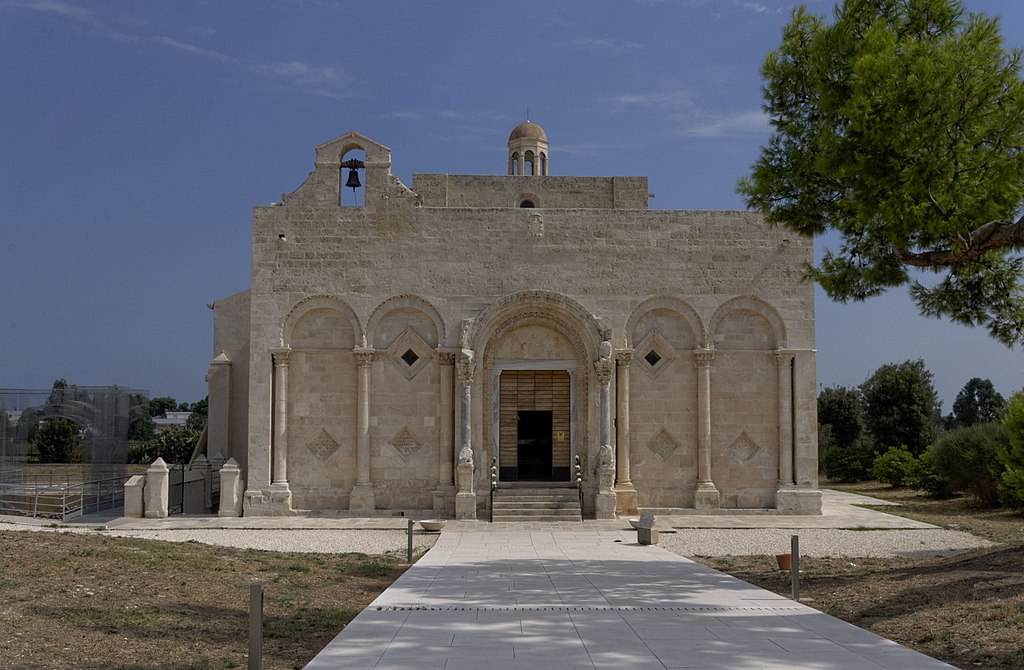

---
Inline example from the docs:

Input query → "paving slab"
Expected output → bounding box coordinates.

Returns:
[305,529,956,669]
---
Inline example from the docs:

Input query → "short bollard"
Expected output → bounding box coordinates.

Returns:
[637,512,658,545]
[407,519,414,563]
[249,581,264,670]
[791,534,800,601]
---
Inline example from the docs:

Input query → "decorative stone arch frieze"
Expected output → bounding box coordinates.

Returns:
[709,295,787,349]
[626,295,708,349]
[366,294,445,348]
[467,290,610,352]
[281,294,363,348]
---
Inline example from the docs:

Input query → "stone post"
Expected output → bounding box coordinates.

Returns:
[123,474,145,518]
[594,341,617,519]
[218,458,243,517]
[694,350,720,511]
[206,352,232,462]
[350,349,375,511]
[454,348,477,520]
[434,351,457,513]
[144,457,169,519]
[614,350,637,515]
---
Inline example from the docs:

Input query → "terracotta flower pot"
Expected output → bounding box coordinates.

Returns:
[775,553,792,570]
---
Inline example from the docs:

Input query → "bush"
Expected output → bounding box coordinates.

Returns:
[126,426,200,465]
[871,446,916,487]
[822,437,875,483]
[997,392,1024,509]
[908,447,954,498]
[930,423,1008,506]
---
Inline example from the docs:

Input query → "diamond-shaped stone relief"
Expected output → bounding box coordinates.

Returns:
[728,431,762,465]
[389,427,423,461]
[386,328,432,380]
[634,329,677,379]
[305,428,340,461]
[647,427,681,462]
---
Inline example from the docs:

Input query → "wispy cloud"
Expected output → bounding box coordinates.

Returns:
[557,37,642,53]
[389,111,420,120]
[0,0,351,98]
[614,89,768,138]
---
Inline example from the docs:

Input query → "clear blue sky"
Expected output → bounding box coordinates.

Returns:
[1,0,1021,410]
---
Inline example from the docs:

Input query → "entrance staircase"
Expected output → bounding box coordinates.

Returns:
[491,483,582,522]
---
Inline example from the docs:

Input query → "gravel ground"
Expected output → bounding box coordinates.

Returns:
[658,527,993,558]
[2,521,992,558]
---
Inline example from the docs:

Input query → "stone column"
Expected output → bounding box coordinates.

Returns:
[776,351,795,487]
[694,350,720,510]
[594,341,617,519]
[350,349,375,511]
[270,349,291,491]
[434,351,457,514]
[454,348,476,520]
[206,352,232,462]
[614,351,638,515]
[218,458,243,517]
[777,349,822,514]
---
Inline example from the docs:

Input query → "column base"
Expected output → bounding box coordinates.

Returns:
[776,486,822,514]
[694,481,720,512]
[614,481,638,516]
[455,491,477,520]
[433,485,456,516]
[242,488,293,516]
[349,483,375,512]
[595,491,617,519]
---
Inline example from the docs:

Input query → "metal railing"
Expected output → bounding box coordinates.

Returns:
[0,474,132,521]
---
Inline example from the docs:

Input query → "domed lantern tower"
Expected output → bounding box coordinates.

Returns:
[508,120,549,176]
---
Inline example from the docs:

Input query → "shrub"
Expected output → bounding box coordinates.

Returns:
[997,392,1024,509]
[822,437,874,483]
[930,423,1008,506]
[908,447,954,498]
[126,426,200,465]
[871,446,916,487]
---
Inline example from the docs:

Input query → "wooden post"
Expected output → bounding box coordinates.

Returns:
[791,535,800,601]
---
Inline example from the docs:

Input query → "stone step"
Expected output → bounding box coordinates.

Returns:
[492,508,582,519]
[492,501,579,510]
[493,494,579,503]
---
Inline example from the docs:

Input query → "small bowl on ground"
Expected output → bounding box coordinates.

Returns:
[628,517,640,529]
[418,519,447,532]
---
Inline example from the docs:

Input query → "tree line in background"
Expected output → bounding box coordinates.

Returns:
[125,394,207,465]
[819,360,1024,509]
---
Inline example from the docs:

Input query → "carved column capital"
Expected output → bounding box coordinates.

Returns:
[775,350,796,367]
[438,350,458,366]
[615,350,634,367]
[271,349,291,367]
[353,348,374,367]
[694,349,715,368]
[594,359,613,385]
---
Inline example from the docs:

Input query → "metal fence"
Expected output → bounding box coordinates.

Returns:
[0,474,132,521]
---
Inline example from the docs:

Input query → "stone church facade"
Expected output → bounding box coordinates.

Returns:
[206,122,821,518]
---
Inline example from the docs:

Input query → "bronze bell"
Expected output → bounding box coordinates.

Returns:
[345,167,361,190]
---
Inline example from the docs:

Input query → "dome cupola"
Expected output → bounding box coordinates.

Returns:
[508,120,549,176]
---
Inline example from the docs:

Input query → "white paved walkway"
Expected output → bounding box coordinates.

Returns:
[305,529,955,669]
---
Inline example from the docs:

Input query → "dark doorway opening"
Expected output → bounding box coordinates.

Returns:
[517,410,553,481]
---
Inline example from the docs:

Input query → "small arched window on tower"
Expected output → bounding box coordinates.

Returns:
[538,152,547,176]
[524,150,535,176]
[511,152,519,175]
[520,199,535,208]
[340,148,366,206]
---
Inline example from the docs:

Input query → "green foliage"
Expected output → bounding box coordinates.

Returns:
[29,417,82,463]
[186,396,208,431]
[822,436,875,483]
[909,447,955,498]
[738,0,1024,344]
[871,446,917,487]
[997,392,1024,508]
[818,386,866,449]
[931,422,1008,506]
[127,426,199,465]
[147,397,178,418]
[860,359,939,455]
[950,378,1007,428]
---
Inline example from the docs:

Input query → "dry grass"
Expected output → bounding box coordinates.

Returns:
[698,484,1024,670]
[0,530,417,669]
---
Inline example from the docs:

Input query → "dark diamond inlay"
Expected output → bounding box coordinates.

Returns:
[644,350,662,366]
[401,349,420,366]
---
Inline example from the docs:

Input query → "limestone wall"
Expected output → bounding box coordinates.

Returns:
[412,174,649,209]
